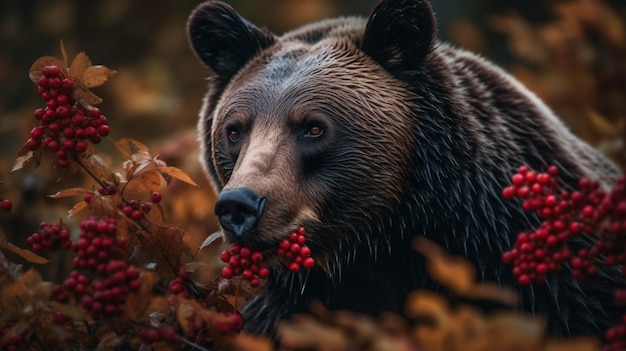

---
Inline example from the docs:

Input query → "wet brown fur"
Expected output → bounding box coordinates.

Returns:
[188,0,623,337]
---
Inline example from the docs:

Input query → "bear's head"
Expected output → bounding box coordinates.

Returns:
[187,0,437,271]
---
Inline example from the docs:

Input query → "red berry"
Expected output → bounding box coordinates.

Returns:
[240,247,251,258]
[140,328,160,344]
[518,274,531,286]
[258,267,270,278]
[251,251,263,263]
[302,257,315,269]
[249,277,260,287]
[296,226,306,236]
[43,65,61,77]
[220,250,231,262]
[25,138,40,151]
[151,192,162,203]
[158,326,181,344]
[98,125,110,137]
[221,266,234,279]
[502,186,516,200]
[131,210,143,221]
[61,78,74,90]
[1,199,13,212]
[299,246,311,258]
[289,262,300,273]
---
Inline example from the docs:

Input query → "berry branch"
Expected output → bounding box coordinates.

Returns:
[501,165,626,350]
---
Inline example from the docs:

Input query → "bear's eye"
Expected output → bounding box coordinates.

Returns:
[302,126,324,139]
[228,128,241,143]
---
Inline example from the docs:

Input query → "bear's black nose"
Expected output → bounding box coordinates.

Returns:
[215,188,266,237]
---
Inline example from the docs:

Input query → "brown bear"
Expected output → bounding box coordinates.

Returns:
[187,0,623,337]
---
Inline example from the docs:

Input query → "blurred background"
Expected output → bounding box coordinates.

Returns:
[0,0,625,269]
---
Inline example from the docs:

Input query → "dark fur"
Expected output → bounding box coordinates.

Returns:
[188,0,623,337]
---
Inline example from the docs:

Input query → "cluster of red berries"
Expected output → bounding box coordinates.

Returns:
[26,222,72,253]
[277,226,316,273]
[220,244,269,287]
[70,217,127,272]
[184,310,244,345]
[26,65,110,168]
[1,199,12,212]
[212,311,245,334]
[48,217,140,320]
[121,192,162,221]
[79,261,141,320]
[502,166,626,285]
[168,269,191,298]
[139,326,181,346]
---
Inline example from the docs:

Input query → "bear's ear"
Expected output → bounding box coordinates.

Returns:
[187,1,276,81]
[362,0,436,73]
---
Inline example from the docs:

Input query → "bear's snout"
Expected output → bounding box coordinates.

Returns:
[215,188,266,237]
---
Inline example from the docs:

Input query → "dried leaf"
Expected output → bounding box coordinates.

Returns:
[413,237,475,295]
[113,138,151,160]
[4,243,49,264]
[159,166,199,187]
[140,170,162,193]
[133,159,158,177]
[29,56,65,84]
[470,282,520,307]
[405,290,450,323]
[70,52,91,83]
[68,200,89,218]
[278,314,349,351]
[80,154,117,184]
[78,88,103,105]
[81,65,116,88]
[485,313,544,350]
[48,187,89,199]
[234,333,274,351]
[197,231,223,254]
[50,301,89,322]
[0,250,23,286]
[11,144,36,172]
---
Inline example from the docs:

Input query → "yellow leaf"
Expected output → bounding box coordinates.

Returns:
[70,52,91,83]
[4,243,49,264]
[159,166,199,187]
[81,65,116,88]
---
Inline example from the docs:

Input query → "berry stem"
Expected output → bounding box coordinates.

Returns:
[233,279,242,312]
[74,156,108,189]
